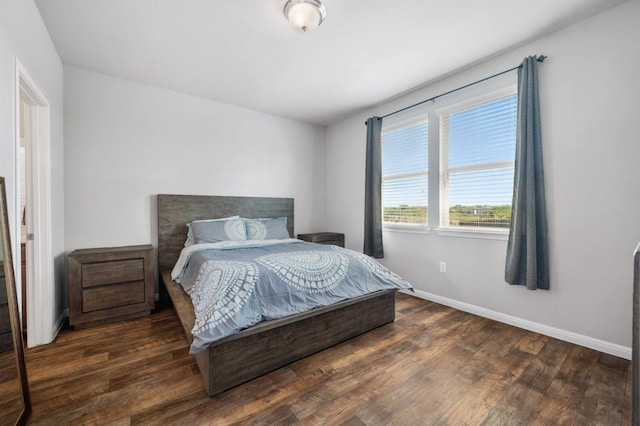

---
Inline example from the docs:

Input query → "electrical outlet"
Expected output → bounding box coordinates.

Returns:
[440,261,447,273]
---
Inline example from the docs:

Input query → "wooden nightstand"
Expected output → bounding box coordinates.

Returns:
[297,232,345,248]
[68,245,154,329]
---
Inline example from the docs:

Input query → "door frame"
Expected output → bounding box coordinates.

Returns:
[14,59,55,347]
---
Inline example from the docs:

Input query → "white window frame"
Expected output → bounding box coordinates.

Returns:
[437,86,517,238]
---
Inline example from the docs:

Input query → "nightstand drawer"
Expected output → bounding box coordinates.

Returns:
[319,238,342,246]
[82,259,144,288]
[83,281,145,312]
[298,232,345,248]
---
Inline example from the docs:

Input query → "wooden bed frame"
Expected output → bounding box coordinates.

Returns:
[157,194,397,396]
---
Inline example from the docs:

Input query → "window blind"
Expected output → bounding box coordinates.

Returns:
[439,91,517,229]
[381,116,428,227]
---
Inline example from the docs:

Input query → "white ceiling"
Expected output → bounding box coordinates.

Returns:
[35,0,626,126]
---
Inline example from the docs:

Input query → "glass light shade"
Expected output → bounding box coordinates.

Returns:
[284,0,326,32]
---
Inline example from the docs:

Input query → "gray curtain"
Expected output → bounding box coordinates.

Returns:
[364,117,384,258]
[505,56,549,290]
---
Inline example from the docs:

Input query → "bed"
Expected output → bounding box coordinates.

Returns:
[157,194,404,396]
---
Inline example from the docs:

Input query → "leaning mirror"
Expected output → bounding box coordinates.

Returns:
[0,176,30,424]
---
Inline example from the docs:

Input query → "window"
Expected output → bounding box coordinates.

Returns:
[438,88,517,231]
[381,114,428,228]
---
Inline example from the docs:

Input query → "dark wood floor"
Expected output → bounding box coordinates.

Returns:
[24,293,632,425]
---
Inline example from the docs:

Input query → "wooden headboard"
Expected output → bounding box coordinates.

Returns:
[157,194,294,272]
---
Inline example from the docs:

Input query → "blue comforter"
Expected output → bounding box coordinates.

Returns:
[172,239,412,353]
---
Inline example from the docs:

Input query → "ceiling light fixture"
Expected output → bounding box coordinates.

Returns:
[283,0,326,32]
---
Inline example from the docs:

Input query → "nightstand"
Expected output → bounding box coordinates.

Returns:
[68,245,154,329]
[297,232,345,248]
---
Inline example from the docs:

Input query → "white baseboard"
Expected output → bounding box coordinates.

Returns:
[402,289,632,360]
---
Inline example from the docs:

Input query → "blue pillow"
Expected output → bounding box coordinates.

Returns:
[184,216,240,246]
[244,217,290,240]
[191,218,247,244]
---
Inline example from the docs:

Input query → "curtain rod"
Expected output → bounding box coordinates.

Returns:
[366,54,546,124]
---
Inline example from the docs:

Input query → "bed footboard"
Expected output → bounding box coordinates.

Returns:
[161,271,396,396]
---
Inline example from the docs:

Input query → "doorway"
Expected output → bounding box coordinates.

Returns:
[15,60,55,348]
[18,97,28,340]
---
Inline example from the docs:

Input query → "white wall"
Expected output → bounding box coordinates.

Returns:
[0,1,65,338]
[64,66,327,266]
[326,0,640,356]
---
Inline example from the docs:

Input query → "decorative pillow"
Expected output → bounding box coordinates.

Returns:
[191,218,247,244]
[184,216,240,247]
[244,217,290,240]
